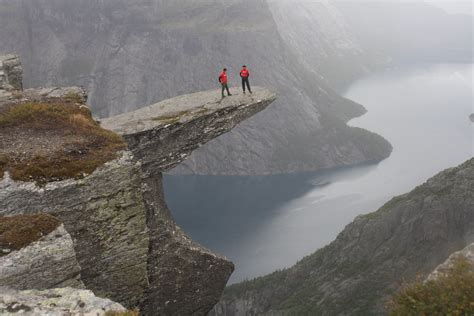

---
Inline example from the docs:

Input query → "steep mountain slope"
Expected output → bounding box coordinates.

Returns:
[215,158,474,315]
[0,0,391,175]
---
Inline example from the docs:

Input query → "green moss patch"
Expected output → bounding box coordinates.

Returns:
[390,256,474,315]
[0,213,61,255]
[0,99,126,184]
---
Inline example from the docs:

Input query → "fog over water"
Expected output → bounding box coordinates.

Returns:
[164,63,473,284]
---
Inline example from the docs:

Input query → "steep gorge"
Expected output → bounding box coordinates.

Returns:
[0,0,392,176]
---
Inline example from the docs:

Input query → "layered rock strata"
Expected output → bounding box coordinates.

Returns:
[102,87,276,315]
[0,224,84,290]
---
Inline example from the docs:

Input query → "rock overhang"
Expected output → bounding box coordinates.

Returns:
[101,87,277,172]
[101,87,277,135]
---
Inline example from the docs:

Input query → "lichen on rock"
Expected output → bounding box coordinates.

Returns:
[0,223,84,290]
[0,287,126,315]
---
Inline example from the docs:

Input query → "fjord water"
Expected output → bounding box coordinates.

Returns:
[164,63,473,283]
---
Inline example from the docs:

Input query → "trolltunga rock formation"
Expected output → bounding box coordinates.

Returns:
[0,55,277,316]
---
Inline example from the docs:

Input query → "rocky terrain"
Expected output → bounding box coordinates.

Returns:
[214,158,474,315]
[0,0,393,175]
[0,287,126,315]
[427,243,474,282]
[0,56,277,315]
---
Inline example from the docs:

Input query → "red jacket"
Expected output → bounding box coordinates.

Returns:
[240,68,250,78]
[219,72,228,84]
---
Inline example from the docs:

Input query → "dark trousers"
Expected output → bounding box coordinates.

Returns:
[242,77,251,93]
[221,83,230,96]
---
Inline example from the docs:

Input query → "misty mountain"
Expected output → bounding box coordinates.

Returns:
[334,0,473,65]
[0,1,469,175]
[0,0,393,175]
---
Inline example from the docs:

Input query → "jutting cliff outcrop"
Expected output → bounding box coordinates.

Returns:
[0,55,277,315]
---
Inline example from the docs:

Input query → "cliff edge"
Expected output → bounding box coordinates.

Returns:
[0,55,277,315]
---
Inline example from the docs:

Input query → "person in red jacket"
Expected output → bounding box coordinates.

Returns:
[219,68,232,98]
[240,65,252,94]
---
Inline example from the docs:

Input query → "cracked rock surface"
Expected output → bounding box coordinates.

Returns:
[0,225,84,291]
[0,287,126,315]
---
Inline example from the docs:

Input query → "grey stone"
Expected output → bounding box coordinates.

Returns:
[0,225,84,290]
[0,152,150,308]
[0,55,22,91]
[22,86,88,103]
[102,86,276,315]
[102,87,277,172]
[469,113,474,122]
[0,287,126,315]
[427,243,474,281]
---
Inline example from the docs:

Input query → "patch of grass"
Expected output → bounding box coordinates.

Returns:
[0,213,60,255]
[389,256,474,315]
[0,101,126,184]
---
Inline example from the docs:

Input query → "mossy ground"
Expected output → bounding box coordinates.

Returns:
[389,256,474,315]
[0,213,60,255]
[0,98,126,184]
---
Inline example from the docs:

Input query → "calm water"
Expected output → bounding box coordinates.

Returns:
[164,63,473,284]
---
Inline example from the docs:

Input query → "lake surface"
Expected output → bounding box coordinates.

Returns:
[164,63,473,284]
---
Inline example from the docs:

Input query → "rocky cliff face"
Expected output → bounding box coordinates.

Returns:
[0,59,277,315]
[0,0,392,175]
[215,158,474,315]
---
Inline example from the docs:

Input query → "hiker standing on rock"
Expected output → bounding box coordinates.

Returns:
[219,68,232,98]
[240,65,252,94]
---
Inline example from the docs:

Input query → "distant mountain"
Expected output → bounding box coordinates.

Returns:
[214,158,474,315]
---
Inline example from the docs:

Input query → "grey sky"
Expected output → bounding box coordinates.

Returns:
[424,0,473,14]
